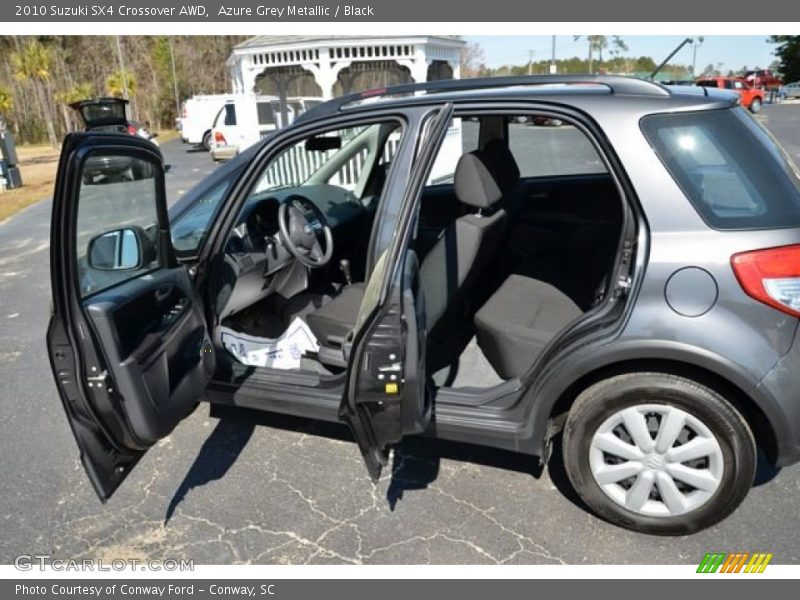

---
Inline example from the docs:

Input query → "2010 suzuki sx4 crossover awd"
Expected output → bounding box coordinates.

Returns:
[47,76,800,535]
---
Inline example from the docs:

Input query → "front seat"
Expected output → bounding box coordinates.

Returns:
[306,151,507,367]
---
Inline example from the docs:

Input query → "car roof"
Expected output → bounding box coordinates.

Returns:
[297,75,738,125]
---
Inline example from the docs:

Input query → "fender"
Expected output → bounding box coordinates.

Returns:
[523,337,791,461]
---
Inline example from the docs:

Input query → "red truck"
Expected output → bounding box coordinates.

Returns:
[743,69,783,91]
[695,77,765,113]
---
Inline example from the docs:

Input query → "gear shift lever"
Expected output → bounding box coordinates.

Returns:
[339,259,352,286]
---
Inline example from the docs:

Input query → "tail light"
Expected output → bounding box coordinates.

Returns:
[127,124,137,135]
[731,244,800,317]
[214,131,226,145]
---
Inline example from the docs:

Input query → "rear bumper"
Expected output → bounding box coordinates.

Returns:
[210,145,238,162]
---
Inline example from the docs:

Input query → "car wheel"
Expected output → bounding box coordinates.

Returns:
[750,98,762,113]
[202,131,212,151]
[562,372,756,535]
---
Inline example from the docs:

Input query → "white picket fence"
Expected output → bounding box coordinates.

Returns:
[262,135,402,190]
[259,125,462,191]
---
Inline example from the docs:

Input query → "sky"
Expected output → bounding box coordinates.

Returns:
[465,36,777,73]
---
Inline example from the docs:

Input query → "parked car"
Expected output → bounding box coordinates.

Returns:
[782,81,800,99]
[69,97,160,183]
[695,77,765,112]
[48,76,800,535]
[209,95,326,162]
[209,94,294,161]
[178,94,229,150]
[743,69,783,91]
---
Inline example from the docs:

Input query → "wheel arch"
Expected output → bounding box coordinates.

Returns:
[539,357,779,465]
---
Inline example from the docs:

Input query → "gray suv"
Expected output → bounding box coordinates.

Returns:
[47,75,800,536]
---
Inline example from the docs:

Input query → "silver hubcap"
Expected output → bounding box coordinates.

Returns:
[589,404,724,517]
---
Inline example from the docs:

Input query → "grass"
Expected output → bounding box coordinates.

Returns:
[0,144,61,224]
[0,129,179,224]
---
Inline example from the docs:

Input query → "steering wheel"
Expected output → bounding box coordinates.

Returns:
[277,194,334,268]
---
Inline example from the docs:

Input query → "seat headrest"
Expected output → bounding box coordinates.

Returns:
[454,151,503,210]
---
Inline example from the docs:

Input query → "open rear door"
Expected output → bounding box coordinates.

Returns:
[47,133,215,500]
[339,104,454,480]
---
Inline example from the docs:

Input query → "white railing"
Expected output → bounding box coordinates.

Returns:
[262,134,403,190]
[256,122,461,192]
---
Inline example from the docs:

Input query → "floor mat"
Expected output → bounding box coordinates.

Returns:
[433,336,504,389]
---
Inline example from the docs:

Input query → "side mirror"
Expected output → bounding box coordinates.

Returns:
[88,227,147,271]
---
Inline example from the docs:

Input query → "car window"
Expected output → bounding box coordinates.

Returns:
[75,154,162,297]
[642,108,800,229]
[424,118,479,184]
[508,119,607,177]
[170,172,237,256]
[224,104,236,126]
[250,121,402,195]
[733,81,745,89]
[256,102,276,126]
[696,80,718,88]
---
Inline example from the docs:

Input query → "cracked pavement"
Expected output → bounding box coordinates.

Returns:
[2,109,800,565]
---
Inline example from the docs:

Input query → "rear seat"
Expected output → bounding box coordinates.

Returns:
[474,274,583,379]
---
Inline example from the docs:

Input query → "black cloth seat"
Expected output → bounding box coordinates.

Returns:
[475,274,583,379]
[305,151,507,365]
[305,282,366,346]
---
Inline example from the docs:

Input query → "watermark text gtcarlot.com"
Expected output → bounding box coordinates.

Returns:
[14,554,194,571]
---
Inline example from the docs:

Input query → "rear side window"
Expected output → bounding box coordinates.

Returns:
[224,104,236,126]
[508,120,607,177]
[641,108,800,229]
[696,80,719,88]
[256,102,276,125]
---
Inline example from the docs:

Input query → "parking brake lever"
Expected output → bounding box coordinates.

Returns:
[339,259,352,286]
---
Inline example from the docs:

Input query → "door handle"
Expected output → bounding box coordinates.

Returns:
[154,286,172,304]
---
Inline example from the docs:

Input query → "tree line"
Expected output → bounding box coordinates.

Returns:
[0,35,245,146]
[1,35,797,148]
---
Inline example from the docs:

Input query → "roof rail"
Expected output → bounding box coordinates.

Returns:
[297,75,669,123]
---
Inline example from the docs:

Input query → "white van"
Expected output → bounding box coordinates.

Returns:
[178,94,229,150]
[209,95,323,161]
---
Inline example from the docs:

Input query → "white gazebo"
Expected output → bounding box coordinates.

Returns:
[227,35,466,100]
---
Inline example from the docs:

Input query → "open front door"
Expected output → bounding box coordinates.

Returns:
[47,133,215,501]
[340,104,454,480]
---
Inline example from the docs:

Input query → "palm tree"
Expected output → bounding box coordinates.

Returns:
[54,82,93,133]
[106,69,136,98]
[0,85,12,133]
[11,39,58,147]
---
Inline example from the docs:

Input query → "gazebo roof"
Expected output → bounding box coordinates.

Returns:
[235,35,464,50]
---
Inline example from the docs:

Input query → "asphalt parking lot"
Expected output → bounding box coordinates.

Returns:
[1,106,800,565]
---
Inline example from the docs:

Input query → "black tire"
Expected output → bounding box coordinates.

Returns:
[750,98,762,113]
[562,372,756,535]
[201,130,212,151]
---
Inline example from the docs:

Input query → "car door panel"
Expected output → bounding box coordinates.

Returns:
[48,132,213,501]
[82,267,213,445]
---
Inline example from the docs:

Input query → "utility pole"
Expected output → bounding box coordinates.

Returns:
[692,36,704,75]
[115,36,129,100]
[169,38,181,121]
[550,35,557,74]
[528,50,534,75]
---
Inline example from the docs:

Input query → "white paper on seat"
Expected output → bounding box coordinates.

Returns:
[220,317,320,369]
